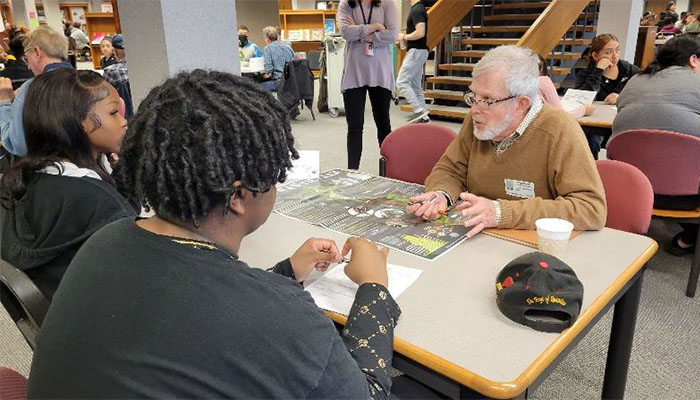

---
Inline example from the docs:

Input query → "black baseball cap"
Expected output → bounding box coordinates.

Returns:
[111,34,124,49]
[495,252,584,333]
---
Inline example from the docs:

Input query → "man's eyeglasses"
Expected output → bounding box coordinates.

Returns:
[463,90,516,108]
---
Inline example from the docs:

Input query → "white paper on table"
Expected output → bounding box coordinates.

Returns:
[287,150,320,181]
[560,99,582,114]
[561,89,597,105]
[305,263,423,315]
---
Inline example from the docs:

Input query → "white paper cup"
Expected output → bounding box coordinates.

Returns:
[535,218,574,257]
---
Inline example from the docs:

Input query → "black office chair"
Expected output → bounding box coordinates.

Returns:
[0,259,49,349]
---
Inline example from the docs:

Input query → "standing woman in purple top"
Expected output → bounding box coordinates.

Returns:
[338,0,398,169]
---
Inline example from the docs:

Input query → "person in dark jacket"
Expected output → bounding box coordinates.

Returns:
[575,34,640,105]
[98,37,117,70]
[28,70,402,399]
[575,33,640,159]
[0,69,135,300]
[102,34,133,119]
[0,35,34,90]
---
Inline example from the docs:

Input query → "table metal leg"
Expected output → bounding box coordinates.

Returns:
[601,271,644,399]
[685,226,700,298]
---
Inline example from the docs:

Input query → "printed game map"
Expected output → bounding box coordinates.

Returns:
[275,169,471,260]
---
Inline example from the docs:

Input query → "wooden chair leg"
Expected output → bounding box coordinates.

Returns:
[686,225,700,298]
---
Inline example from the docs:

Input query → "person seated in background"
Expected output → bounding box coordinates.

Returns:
[664,1,679,24]
[102,34,133,119]
[27,70,402,399]
[575,34,640,105]
[0,26,73,157]
[684,11,700,33]
[640,11,657,26]
[659,16,682,34]
[0,69,135,300]
[575,33,640,159]
[260,25,294,92]
[98,36,117,70]
[0,35,34,90]
[407,46,606,237]
[609,35,700,256]
[238,25,262,61]
[678,12,696,33]
[69,22,90,60]
[536,54,594,118]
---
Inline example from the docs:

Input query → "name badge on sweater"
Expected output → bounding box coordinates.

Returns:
[505,179,535,199]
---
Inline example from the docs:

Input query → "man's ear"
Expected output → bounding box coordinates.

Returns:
[228,182,246,215]
[518,95,532,113]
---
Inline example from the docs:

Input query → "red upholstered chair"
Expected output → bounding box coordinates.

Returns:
[0,367,27,400]
[596,160,653,234]
[607,129,700,297]
[379,124,457,184]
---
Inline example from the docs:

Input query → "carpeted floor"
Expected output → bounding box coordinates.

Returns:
[1,102,698,398]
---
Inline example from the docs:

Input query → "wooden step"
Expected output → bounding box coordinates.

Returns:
[426,76,472,86]
[424,89,465,101]
[462,38,591,46]
[438,63,571,76]
[452,50,582,60]
[492,0,597,10]
[465,25,595,34]
[483,12,597,22]
[401,104,467,119]
[492,2,551,10]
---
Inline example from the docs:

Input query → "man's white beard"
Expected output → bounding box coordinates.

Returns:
[473,113,515,141]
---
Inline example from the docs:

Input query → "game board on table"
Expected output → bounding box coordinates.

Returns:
[275,169,471,260]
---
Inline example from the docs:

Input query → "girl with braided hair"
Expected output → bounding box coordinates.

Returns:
[0,68,135,300]
[29,70,403,399]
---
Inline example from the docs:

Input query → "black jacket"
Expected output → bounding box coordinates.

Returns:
[575,59,640,101]
[0,59,34,90]
[278,59,315,120]
[0,174,135,299]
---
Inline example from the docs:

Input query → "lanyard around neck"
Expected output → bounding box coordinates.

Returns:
[359,2,374,25]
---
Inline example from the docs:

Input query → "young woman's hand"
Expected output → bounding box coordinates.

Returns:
[596,58,613,71]
[342,237,389,287]
[584,104,596,116]
[604,93,619,105]
[0,78,15,102]
[368,23,386,33]
[290,238,343,282]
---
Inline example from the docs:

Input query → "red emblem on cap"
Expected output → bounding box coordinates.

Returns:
[539,261,549,269]
[503,276,514,287]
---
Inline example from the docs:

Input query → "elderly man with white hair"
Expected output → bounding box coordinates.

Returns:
[407,45,606,238]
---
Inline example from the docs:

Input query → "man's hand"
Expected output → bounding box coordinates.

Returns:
[290,238,343,282]
[583,104,596,116]
[406,191,447,221]
[0,78,15,102]
[603,93,619,105]
[397,33,406,42]
[454,192,497,238]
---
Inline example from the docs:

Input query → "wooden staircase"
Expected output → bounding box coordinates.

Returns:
[402,0,599,120]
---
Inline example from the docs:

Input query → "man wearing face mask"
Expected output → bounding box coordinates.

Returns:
[406,46,606,238]
[238,25,262,61]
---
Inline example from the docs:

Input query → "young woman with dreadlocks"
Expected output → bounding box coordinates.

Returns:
[28,70,402,399]
[0,69,135,300]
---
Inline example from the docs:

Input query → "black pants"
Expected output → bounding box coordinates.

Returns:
[344,86,392,169]
[655,194,700,244]
[582,126,612,160]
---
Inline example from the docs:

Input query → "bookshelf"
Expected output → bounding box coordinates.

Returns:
[35,2,89,25]
[85,13,117,69]
[279,10,337,54]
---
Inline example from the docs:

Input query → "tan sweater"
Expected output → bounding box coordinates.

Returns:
[425,104,607,230]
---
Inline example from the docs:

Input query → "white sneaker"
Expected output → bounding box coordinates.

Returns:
[407,110,430,123]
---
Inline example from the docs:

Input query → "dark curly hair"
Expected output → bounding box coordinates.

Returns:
[0,69,113,202]
[113,69,298,227]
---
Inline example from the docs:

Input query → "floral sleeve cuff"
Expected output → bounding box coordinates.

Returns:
[341,283,401,398]
[266,258,296,281]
